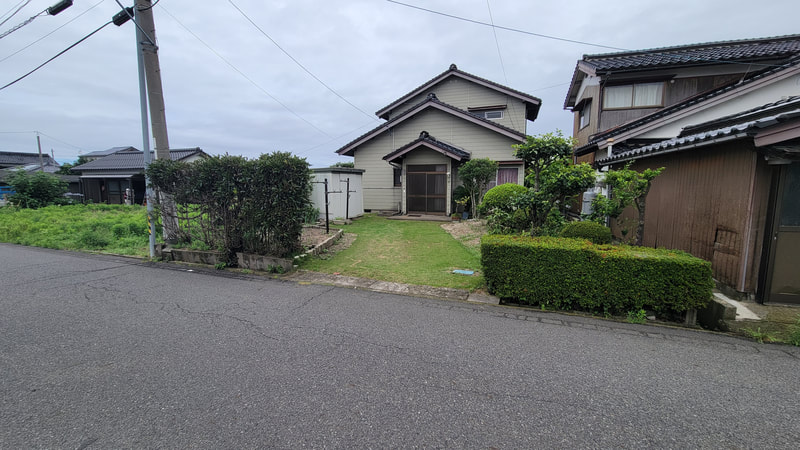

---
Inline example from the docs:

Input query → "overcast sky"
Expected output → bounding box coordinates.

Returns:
[1,0,797,167]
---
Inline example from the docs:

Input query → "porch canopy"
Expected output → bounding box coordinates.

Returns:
[382,131,470,164]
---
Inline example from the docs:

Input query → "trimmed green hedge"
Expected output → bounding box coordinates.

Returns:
[560,221,612,244]
[481,235,712,315]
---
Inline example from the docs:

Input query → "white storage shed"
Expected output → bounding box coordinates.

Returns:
[310,167,365,221]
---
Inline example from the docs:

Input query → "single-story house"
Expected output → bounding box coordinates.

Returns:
[72,147,208,204]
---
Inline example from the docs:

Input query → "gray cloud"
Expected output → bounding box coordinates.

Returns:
[1,0,796,167]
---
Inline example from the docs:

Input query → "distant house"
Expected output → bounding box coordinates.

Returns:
[80,146,139,162]
[563,34,800,303]
[72,148,208,204]
[0,151,59,171]
[335,64,541,216]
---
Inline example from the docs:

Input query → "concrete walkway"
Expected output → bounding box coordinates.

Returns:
[285,270,499,304]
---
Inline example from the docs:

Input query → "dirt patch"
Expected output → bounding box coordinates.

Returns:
[301,226,336,249]
[440,219,488,250]
[302,226,356,258]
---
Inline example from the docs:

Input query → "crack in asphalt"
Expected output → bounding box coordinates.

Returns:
[173,302,279,342]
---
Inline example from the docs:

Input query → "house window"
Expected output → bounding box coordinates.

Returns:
[472,110,504,120]
[579,100,591,129]
[393,168,402,186]
[603,82,664,109]
[496,167,518,185]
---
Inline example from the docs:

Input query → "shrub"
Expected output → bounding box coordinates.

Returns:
[6,171,68,209]
[560,221,612,244]
[480,183,527,214]
[148,152,311,261]
[481,234,712,316]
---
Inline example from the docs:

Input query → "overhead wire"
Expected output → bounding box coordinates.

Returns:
[484,0,520,131]
[0,0,33,28]
[159,5,333,138]
[226,0,378,122]
[0,20,113,91]
[0,0,105,64]
[0,9,48,41]
[387,0,783,69]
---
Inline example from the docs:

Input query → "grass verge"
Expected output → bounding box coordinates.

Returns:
[301,215,483,290]
[0,204,152,256]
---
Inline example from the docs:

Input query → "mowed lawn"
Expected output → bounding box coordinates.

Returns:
[302,215,483,290]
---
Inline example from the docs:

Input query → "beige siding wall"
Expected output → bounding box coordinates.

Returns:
[353,132,401,211]
[387,78,528,133]
[353,109,523,212]
[396,109,521,160]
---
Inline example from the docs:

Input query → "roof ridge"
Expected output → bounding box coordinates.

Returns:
[585,34,800,59]
[375,64,540,119]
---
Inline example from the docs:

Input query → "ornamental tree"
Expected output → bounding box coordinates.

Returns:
[590,162,664,245]
[458,158,498,219]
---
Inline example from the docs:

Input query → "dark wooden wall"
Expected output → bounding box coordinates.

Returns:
[609,140,773,294]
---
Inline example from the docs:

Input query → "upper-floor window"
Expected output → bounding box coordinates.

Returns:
[603,82,664,109]
[471,109,504,120]
[579,100,591,129]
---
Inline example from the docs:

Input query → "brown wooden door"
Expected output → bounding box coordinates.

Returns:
[766,163,800,304]
[407,164,447,214]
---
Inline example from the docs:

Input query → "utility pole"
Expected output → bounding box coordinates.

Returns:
[134,0,178,243]
[36,133,44,171]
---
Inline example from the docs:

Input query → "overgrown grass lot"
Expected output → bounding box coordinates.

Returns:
[0,204,151,256]
[302,215,483,290]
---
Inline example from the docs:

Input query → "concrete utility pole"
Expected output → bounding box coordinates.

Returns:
[35,133,44,172]
[135,0,178,243]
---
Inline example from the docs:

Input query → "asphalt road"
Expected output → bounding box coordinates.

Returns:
[2,244,799,448]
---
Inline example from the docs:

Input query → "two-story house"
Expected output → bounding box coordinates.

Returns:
[336,64,541,216]
[564,35,800,304]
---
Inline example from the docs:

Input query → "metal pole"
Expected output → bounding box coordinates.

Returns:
[345,178,350,221]
[135,7,155,258]
[324,178,330,234]
[36,134,44,171]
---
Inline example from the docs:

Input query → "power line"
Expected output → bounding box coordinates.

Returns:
[0,0,104,64]
[386,0,628,51]
[0,0,73,41]
[0,10,47,41]
[159,6,332,138]
[226,0,378,122]
[387,1,782,70]
[0,0,33,28]
[0,20,113,91]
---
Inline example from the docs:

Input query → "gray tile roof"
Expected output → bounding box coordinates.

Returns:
[0,151,57,168]
[582,34,800,73]
[382,131,470,164]
[73,148,205,172]
[595,96,800,165]
[81,146,138,158]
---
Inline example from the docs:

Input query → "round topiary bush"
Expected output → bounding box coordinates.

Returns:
[480,183,528,213]
[560,221,612,244]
